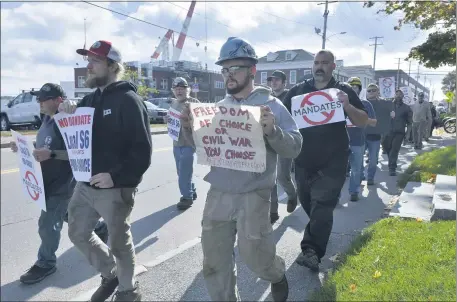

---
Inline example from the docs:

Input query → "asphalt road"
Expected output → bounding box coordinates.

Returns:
[1,133,454,301]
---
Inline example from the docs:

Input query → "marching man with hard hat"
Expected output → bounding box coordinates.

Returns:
[180,37,303,302]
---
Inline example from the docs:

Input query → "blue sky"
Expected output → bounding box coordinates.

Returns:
[1,1,452,100]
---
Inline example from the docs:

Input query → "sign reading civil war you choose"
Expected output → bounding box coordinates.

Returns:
[291,88,345,129]
[189,103,267,173]
[11,130,47,212]
[167,108,182,141]
[54,107,94,182]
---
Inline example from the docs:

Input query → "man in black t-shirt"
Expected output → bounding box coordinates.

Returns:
[283,50,368,271]
[267,70,297,224]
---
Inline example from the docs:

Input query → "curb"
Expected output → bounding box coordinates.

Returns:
[0,130,168,149]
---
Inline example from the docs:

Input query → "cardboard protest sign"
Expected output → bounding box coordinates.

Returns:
[167,108,181,141]
[399,86,414,106]
[54,107,94,181]
[11,130,47,212]
[290,88,345,129]
[189,103,266,173]
[379,77,395,99]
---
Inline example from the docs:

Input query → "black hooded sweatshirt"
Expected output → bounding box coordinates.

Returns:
[77,81,152,188]
[282,77,366,173]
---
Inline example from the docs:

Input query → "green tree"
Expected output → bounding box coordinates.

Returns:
[121,65,158,99]
[364,1,456,69]
[442,70,456,94]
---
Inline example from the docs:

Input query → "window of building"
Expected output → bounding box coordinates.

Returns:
[161,78,168,90]
[261,72,267,84]
[151,78,156,88]
[286,53,292,61]
[290,70,297,84]
[215,81,225,89]
[77,76,86,88]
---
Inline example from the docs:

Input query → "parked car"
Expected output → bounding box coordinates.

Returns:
[143,101,168,123]
[148,97,173,110]
[1,91,41,131]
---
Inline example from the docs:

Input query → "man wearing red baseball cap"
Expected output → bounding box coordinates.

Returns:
[60,40,152,301]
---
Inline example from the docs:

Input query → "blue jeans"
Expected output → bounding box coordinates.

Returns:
[348,145,364,195]
[35,194,71,269]
[365,139,381,181]
[173,146,196,199]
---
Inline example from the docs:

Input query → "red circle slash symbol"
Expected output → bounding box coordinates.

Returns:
[25,170,40,201]
[300,91,336,126]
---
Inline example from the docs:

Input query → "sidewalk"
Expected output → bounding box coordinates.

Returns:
[92,136,457,301]
[0,127,168,148]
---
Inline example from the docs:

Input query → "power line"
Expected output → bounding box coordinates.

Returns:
[81,1,214,46]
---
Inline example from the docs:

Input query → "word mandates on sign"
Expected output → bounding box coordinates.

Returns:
[189,103,267,173]
[11,130,47,212]
[54,107,94,181]
[167,108,182,141]
[291,88,345,129]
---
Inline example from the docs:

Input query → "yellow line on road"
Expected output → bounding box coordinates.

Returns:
[0,147,172,175]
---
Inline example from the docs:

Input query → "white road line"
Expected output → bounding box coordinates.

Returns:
[143,236,201,268]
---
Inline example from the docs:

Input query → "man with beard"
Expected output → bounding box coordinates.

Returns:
[383,89,412,175]
[363,83,393,184]
[11,83,108,285]
[282,50,368,271]
[180,37,302,301]
[58,40,152,302]
[267,70,298,223]
[412,92,432,150]
[169,77,199,210]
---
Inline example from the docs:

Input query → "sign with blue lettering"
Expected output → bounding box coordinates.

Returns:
[54,107,95,181]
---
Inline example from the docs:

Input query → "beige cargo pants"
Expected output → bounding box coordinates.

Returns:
[201,187,286,301]
[67,182,137,291]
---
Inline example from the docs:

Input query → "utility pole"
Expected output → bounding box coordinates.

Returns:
[415,64,420,97]
[407,60,412,85]
[369,36,383,71]
[317,1,337,49]
[395,58,401,89]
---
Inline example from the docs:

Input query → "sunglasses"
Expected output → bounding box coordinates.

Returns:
[367,89,378,93]
[221,65,251,76]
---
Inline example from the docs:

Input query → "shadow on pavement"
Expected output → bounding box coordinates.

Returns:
[0,246,98,302]
[132,205,183,254]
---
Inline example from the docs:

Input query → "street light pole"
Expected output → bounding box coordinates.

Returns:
[317,0,337,49]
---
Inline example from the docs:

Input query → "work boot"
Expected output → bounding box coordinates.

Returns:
[113,281,142,301]
[177,197,193,210]
[350,194,359,202]
[90,275,119,302]
[286,196,298,213]
[94,221,109,244]
[271,275,289,302]
[270,212,279,224]
[367,180,375,186]
[296,248,320,272]
[19,265,56,284]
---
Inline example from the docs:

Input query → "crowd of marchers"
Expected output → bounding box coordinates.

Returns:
[9,37,437,302]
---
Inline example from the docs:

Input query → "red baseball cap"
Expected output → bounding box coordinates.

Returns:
[76,40,122,63]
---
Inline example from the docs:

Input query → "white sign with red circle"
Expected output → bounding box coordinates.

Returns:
[291,88,346,129]
[11,130,47,212]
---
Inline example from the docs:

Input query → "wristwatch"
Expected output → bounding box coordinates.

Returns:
[50,150,56,159]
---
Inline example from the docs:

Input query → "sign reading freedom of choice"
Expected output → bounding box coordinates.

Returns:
[11,130,47,212]
[189,103,267,173]
[291,88,345,129]
[167,108,182,141]
[54,107,94,182]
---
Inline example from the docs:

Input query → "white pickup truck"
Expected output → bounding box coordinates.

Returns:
[0,90,42,131]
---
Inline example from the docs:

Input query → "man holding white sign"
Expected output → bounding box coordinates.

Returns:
[283,50,368,272]
[59,40,152,301]
[11,83,108,285]
[168,77,200,210]
[181,37,302,302]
